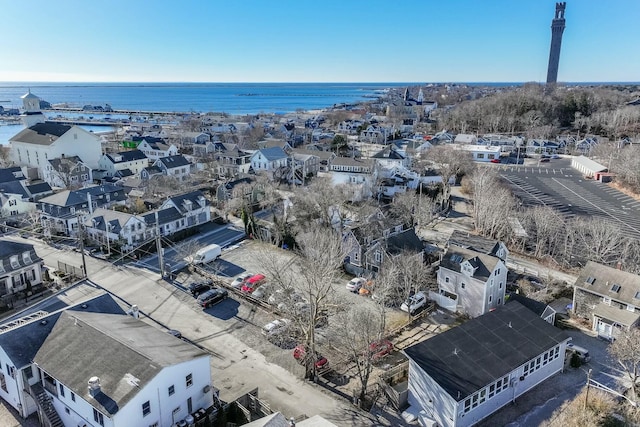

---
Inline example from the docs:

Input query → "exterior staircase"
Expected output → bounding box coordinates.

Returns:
[29,383,64,427]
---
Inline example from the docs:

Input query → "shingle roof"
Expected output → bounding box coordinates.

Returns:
[440,245,500,280]
[0,293,125,369]
[166,190,208,214]
[0,181,28,198]
[39,184,125,207]
[106,150,147,163]
[25,182,53,195]
[574,261,640,305]
[448,230,502,257]
[157,155,191,169]
[10,123,72,145]
[0,167,25,184]
[385,229,424,255]
[404,301,569,401]
[86,208,137,233]
[258,147,288,161]
[33,309,206,415]
[142,207,183,226]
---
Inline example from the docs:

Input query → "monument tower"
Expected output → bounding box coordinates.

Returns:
[546,2,566,84]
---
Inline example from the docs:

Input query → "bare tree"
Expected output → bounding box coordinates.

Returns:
[540,388,615,427]
[570,217,629,266]
[609,327,640,404]
[425,145,474,209]
[289,177,350,229]
[332,304,385,407]
[467,167,517,239]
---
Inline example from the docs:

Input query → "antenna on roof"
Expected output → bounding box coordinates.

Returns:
[453,348,458,356]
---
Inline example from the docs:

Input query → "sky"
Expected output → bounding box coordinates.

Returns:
[0,0,638,83]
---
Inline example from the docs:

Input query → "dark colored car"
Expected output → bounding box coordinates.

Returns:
[539,158,551,163]
[197,287,228,308]
[188,279,213,297]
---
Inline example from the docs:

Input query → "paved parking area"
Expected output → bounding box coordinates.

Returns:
[496,159,640,239]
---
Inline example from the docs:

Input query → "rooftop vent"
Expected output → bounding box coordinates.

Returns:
[88,376,101,396]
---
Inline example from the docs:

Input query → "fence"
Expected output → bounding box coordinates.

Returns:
[56,260,85,280]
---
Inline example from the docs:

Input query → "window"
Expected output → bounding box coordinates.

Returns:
[168,385,175,396]
[499,282,503,289]
[186,373,193,388]
[496,268,501,275]
[498,298,502,305]
[585,276,596,285]
[461,283,465,289]
[93,408,104,426]
[445,277,449,283]
[142,400,151,416]
[71,392,75,402]
[611,284,621,293]
[477,153,485,159]
[22,252,32,264]
[65,407,70,414]
[489,295,493,303]
[24,366,33,379]
[59,383,65,397]
[10,256,19,269]
[8,199,17,207]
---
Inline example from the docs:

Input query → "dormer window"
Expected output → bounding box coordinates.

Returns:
[611,284,621,293]
[10,256,20,269]
[22,252,32,264]
[585,276,596,285]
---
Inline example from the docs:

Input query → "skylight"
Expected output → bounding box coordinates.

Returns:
[611,284,621,293]
[585,276,596,285]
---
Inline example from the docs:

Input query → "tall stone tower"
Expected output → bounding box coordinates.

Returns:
[546,2,566,84]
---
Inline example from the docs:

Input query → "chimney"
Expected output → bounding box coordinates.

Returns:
[88,377,101,396]
[617,261,623,270]
[87,192,93,214]
[128,304,140,319]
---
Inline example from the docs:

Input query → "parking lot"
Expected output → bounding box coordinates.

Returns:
[496,158,640,240]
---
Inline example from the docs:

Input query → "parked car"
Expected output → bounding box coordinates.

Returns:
[242,274,266,293]
[197,288,228,308]
[231,273,253,289]
[252,283,272,300]
[187,279,213,297]
[293,345,329,370]
[490,158,501,163]
[551,154,561,159]
[346,277,367,293]
[540,154,551,159]
[566,343,591,363]
[400,291,428,315]
[369,339,394,361]
[539,157,551,163]
[262,318,291,337]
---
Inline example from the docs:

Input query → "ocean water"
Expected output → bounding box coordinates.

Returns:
[0,82,405,115]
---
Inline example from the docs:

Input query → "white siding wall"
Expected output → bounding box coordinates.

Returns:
[408,360,457,427]
[53,356,212,427]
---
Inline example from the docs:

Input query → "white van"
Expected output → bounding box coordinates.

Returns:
[566,343,591,363]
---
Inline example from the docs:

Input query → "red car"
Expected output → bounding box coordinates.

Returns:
[490,158,501,163]
[241,274,266,293]
[369,339,394,361]
[293,345,329,370]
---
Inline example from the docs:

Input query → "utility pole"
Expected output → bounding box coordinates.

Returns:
[155,211,165,278]
[584,368,593,410]
[76,214,88,279]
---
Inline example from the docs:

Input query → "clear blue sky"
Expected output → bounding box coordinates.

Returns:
[1,0,638,83]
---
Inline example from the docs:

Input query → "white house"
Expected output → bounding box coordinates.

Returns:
[0,292,215,427]
[84,208,148,252]
[153,155,192,181]
[135,138,179,161]
[328,157,376,201]
[250,147,288,173]
[159,191,211,229]
[0,240,43,298]
[10,123,103,174]
[454,144,501,162]
[433,245,508,317]
[98,150,149,178]
[454,134,478,145]
[403,301,570,427]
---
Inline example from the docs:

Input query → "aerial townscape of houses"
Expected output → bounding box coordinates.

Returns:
[0,87,639,427]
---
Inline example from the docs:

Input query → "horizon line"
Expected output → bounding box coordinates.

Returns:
[1,80,639,85]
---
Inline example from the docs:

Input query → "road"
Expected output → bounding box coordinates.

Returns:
[135,223,245,273]
[4,234,379,426]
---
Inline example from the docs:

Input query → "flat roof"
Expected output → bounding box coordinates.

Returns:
[404,301,569,401]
